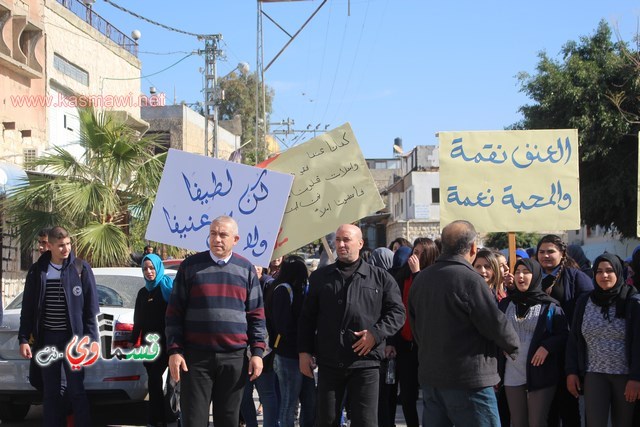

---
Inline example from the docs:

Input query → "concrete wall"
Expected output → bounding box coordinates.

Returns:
[386,219,440,247]
[142,104,237,158]
[0,0,46,165]
[45,0,141,118]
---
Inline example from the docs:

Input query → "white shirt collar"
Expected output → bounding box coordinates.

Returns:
[209,251,232,265]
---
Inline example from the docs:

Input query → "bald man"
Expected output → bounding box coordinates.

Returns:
[298,223,405,427]
[166,216,266,427]
[408,220,519,426]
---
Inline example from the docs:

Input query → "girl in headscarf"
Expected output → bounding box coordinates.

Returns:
[368,247,394,271]
[565,253,640,427]
[132,253,174,427]
[498,258,568,427]
[536,234,592,426]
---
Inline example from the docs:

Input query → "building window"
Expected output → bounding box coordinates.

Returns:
[54,54,89,86]
[23,149,37,170]
[432,188,440,204]
[408,189,412,206]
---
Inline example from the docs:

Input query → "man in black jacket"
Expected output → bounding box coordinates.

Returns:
[298,223,405,427]
[18,226,99,427]
[408,220,519,426]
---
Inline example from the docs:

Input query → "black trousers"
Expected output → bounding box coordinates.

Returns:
[144,352,169,426]
[377,362,397,427]
[41,330,90,427]
[180,348,247,427]
[316,364,379,427]
[547,376,580,427]
[396,340,420,427]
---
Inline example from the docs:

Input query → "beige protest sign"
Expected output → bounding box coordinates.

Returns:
[439,130,580,232]
[261,123,384,259]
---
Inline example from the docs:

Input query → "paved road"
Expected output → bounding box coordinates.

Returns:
[0,397,415,426]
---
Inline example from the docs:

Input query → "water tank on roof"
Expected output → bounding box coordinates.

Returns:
[393,137,403,156]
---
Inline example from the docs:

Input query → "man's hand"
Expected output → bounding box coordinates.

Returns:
[566,374,581,398]
[624,379,640,402]
[352,330,375,356]
[248,355,263,381]
[299,352,316,378]
[19,343,32,359]
[384,345,396,359]
[169,354,188,383]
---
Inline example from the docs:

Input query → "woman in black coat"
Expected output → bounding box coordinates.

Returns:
[132,254,174,427]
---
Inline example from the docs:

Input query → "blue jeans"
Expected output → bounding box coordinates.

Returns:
[421,384,500,427]
[274,354,316,427]
[240,369,279,427]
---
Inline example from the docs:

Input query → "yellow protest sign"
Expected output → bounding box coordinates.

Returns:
[262,123,384,259]
[439,130,580,232]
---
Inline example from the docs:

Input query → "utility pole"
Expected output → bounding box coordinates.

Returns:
[199,34,223,157]
[269,118,330,149]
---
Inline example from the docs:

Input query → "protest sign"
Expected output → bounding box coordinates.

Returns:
[261,123,385,258]
[146,149,294,266]
[439,130,580,232]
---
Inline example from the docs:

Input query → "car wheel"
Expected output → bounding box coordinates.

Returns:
[0,402,31,422]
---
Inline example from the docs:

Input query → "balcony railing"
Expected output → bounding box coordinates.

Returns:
[56,0,138,57]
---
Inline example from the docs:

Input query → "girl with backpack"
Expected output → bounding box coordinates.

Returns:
[267,255,316,427]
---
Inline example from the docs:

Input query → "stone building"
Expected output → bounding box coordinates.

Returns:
[1,0,142,300]
[385,145,441,245]
[141,104,238,159]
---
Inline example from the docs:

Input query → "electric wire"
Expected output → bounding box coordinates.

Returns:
[310,1,333,120]
[320,15,350,123]
[341,0,390,119]
[329,0,371,125]
[45,19,194,56]
[101,53,196,81]
[102,0,216,38]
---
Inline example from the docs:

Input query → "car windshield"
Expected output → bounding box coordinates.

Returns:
[5,274,148,310]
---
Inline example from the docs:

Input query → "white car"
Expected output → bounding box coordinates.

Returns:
[0,267,176,422]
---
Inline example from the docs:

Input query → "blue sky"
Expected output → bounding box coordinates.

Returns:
[92,0,639,159]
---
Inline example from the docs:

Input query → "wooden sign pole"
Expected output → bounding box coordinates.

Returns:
[508,232,516,273]
[321,236,335,264]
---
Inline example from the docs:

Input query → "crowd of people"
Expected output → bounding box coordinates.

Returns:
[14,218,640,427]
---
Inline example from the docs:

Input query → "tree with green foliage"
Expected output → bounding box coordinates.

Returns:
[6,108,166,267]
[512,20,640,237]
[483,232,541,250]
[218,71,274,165]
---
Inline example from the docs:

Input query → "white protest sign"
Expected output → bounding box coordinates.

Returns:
[146,149,294,266]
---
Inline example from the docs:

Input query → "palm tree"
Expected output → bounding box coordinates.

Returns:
[7,108,165,267]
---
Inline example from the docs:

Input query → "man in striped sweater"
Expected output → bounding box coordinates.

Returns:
[166,215,267,427]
